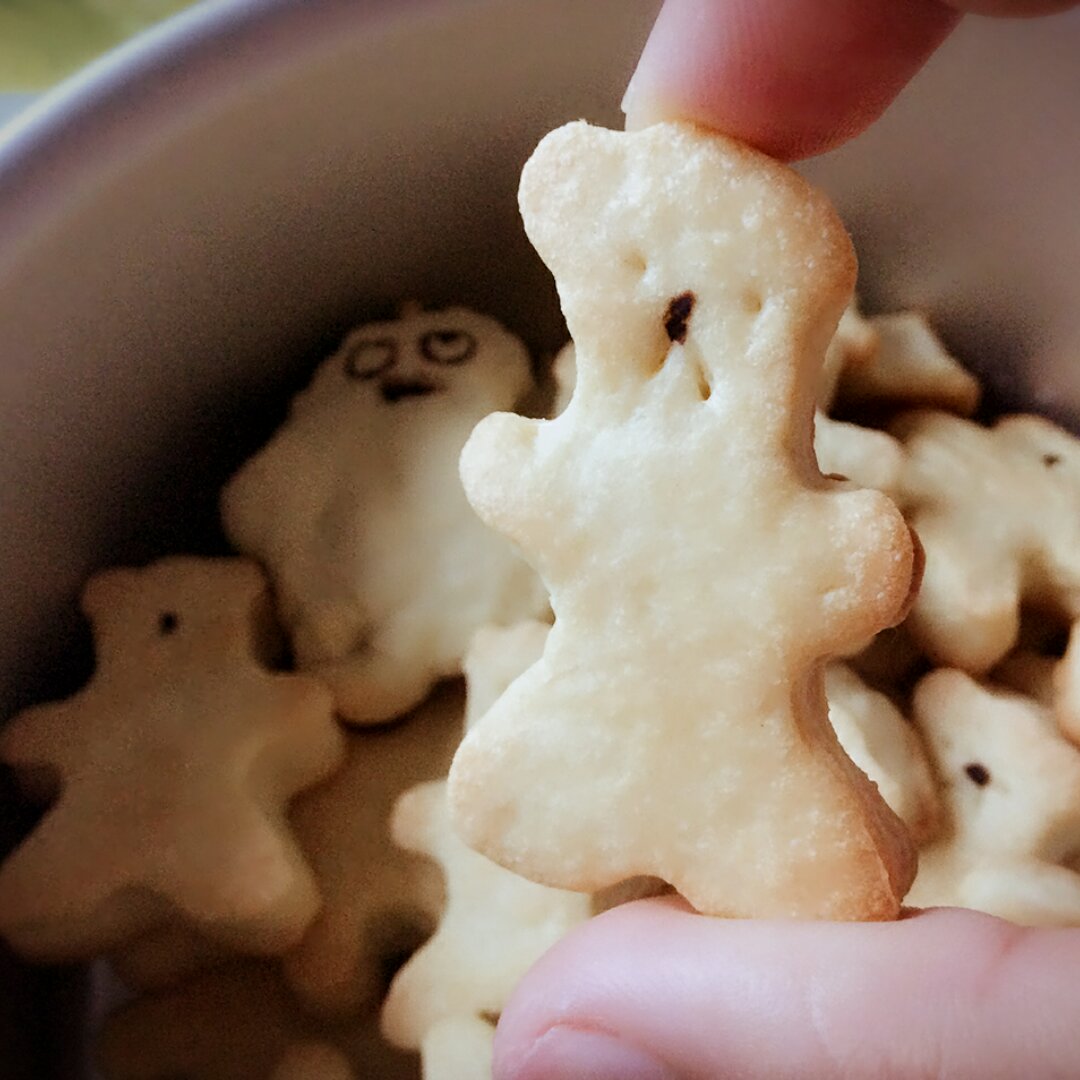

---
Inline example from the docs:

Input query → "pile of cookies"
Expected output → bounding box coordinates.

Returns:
[3,120,1080,1079]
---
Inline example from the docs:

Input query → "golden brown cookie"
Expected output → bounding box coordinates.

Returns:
[449,121,919,920]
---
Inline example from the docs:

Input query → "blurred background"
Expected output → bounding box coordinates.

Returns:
[0,0,200,116]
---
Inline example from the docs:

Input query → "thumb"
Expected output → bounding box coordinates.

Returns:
[494,897,1080,1080]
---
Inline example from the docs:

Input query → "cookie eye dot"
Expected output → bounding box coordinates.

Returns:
[1043,453,1061,468]
[344,338,397,380]
[420,329,477,365]
[964,762,991,786]
[158,612,180,636]
[663,291,696,344]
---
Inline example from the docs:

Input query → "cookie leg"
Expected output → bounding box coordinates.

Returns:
[315,649,437,725]
[910,523,1021,673]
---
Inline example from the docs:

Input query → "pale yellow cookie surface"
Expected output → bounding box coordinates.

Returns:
[381,779,589,1050]
[908,670,1080,926]
[0,557,343,961]
[825,663,941,846]
[419,1017,494,1080]
[449,121,919,920]
[285,684,463,1015]
[840,312,979,416]
[894,412,1080,673]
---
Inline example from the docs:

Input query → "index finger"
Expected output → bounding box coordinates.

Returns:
[622,0,959,159]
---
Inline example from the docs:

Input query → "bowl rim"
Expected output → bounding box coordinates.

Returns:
[0,0,444,265]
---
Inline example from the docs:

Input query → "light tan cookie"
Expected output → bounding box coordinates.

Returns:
[825,663,941,845]
[557,314,903,494]
[817,299,878,408]
[449,121,920,920]
[97,960,418,1080]
[284,683,463,1015]
[908,670,1080,925]
[419,1017,494,1080]
[462,621,551,727]
[550,342,577,417]
[0,557,343,961]
[893,412,1080,673]
[380,779,590,1050]
[466,621,671,914]
[813,414,905,494]
[221,304,547,725]
[839,312,980,416]
[1056,623,1080,745]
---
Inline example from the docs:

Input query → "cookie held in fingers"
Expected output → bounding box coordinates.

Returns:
[908,669,1080,926]
[450,121,920,920]
[0,557,343,961]
[221,304,548,725]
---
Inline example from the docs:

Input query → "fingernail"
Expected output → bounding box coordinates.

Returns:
[511,1025,679,1080]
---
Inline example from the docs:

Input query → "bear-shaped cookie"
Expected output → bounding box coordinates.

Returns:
[379,779,589,1054]
[908,670,1080,926]
[382,632,589,1056]
[221,304,548,724]
[0,557,343,961]
[893,411,1080,674]
[448,121,920,920]
[284,683,463,1015]
[824,663,941,846]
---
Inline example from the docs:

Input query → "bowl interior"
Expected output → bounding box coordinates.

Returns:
[1,2,1079,1075]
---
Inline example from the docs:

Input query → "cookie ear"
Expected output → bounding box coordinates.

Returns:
[80,567,139,622]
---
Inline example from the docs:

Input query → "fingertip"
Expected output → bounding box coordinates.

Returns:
[495,902,1080,1080]
[624,0,960,159]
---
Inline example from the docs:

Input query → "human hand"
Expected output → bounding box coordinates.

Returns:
[494,898,1080,1079]
[622,0,1079,159]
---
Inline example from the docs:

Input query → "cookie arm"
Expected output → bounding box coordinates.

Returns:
[806,488,919,656]
[459,411,545,544]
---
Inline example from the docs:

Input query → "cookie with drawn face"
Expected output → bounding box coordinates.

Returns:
[449,121,919,920]
[221,304,548,724]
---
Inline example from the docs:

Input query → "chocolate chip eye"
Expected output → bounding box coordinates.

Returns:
[344,338,397,380]
[964,762,991,787]
[1043,453,1062,468]
[420,329,476,366]
[158,612,179,636]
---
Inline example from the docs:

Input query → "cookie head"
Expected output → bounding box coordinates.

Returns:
[79,556,271,665]
[995,414,1080,483]
[518,121,856,400]
[300,305,531,418]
